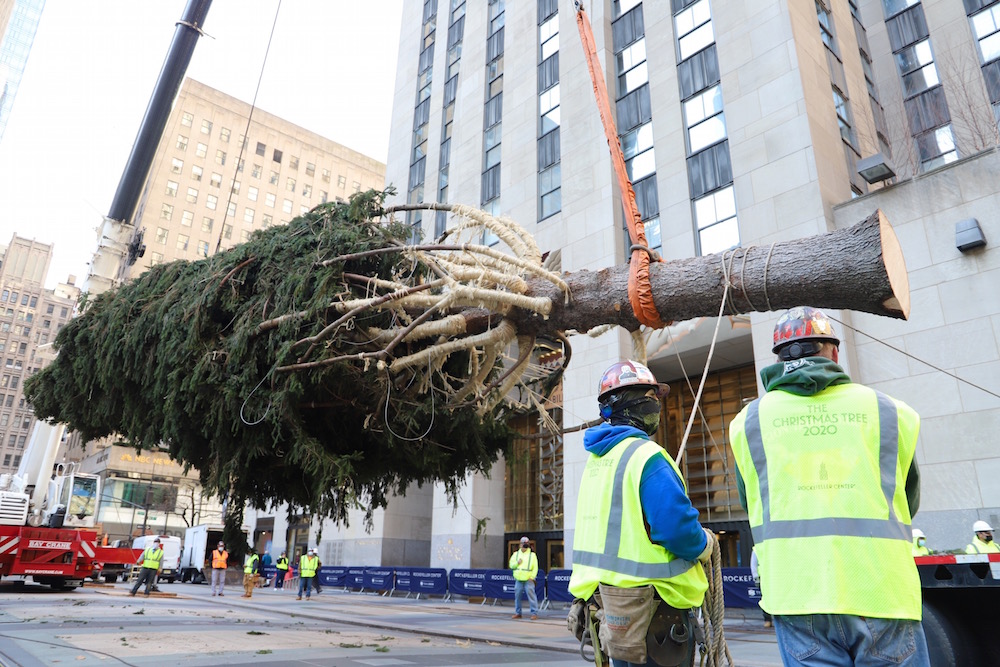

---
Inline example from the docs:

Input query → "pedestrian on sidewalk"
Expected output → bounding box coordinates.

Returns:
[274,551,289,589]
[130,538,163,598]
[211,541,228,596]
[297,548,319,600]
[242,547,260,598]
[509,536,539,620]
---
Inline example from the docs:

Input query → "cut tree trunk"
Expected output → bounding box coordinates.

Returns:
[508,209,908,336]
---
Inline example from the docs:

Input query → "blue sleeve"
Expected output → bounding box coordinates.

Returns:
[639,453,707,561]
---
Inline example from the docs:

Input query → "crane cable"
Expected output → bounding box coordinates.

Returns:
[574,2,665,329]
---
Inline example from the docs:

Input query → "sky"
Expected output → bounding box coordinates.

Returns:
[0,0,405,289]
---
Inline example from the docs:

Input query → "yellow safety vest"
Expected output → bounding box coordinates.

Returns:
[300,555,318,578]
[276,556,289,570]
[244,553,259,574]
[730,383,921,620]
[965,537,1000,554]
[142,547,163,569]
[509,549,538,582]
[569,437,707,609]
[912,542,930,556]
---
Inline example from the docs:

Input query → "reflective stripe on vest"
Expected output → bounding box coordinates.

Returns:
[573,439,698,580]
[744,391,910,544]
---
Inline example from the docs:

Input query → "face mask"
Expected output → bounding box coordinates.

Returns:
[917,538,925,546]
[984,534,994,543]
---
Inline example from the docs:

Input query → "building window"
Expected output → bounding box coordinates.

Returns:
[216,149,227,166]
[155,227,169,245]
[676,0,714,60]
[197,240,209,257]
[181,210,194,227]
[244,207,255,223]
[694,185,739,255]
[196,142,208,158]
[160,204,173,220]
[227,202,237,218]
[201,217,214,232]
[337,175,346,188]
[181,112,193,127]
[270,171,279,185]
[539,164,561,219]
[273,149,283,163]
[165,181,178,197]
[897,39,939,98]
[302,184,312,198]
[241,229,252,242]
[265,193,276,208]
[286,177,296,192]
[289,156,299,170]
[223,224,233,239]
[176,134,188,151]
[252,163,262,179]
[256,142,266,156]
[320,190,328,203]
[282,199,293,214]
[220,127,231,142]
[230,180,241,195]
[916,124,957,170]
[684,85,726,153]
[248,186,259,202]
[353,181,361,192]
[322,168,331,183]
[186,187,198,204]
[817,1,836,52]
[191,165,202,181]
[882,0,919,19]
[206,195,218,210]
[262,213,273,226]
[201,119,212,134]
[305,162,315,176]
[171,157,183,174]
[972,5,1000,65]
[211,172,222,188]
[176,234,190,251]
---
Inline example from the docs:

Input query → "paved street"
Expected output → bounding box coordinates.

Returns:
[0,579,781,666]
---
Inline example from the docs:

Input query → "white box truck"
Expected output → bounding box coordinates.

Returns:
[179,524,247,583]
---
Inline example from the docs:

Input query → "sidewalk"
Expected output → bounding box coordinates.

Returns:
[177,582,783,666]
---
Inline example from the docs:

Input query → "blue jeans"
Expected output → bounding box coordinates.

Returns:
[774,614,930,666]
[298,576,312,598]
[513,579,537,615]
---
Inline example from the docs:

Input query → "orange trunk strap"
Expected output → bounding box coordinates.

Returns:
[575,4,665,329]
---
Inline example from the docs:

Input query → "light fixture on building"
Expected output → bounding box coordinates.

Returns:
[955,218,987,252]
[857,153,896,184]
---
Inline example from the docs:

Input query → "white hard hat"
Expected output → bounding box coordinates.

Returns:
[912,528,925,538]
[973,520,993,532]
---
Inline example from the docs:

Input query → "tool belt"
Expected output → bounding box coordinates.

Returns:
[568,585,694,666]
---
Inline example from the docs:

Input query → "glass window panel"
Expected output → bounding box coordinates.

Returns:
[618,39,646,72]
[542,107,561,133]
[489,76,503,98]
[902,63,939,97]
[541,32,560,60]
[715,186,736,221]
[676,0,710,39]
[486,145,502,168]
[679,22,715,60]
[617,0,641,17]
[688,113,727,152]
[540,164,561,193]
[623,61,649,94]
[540,16,558,43]
[627,148,656,181]
[700,218,740,255]
[541,189,561,218]
[644,216,661,251]
[882,0,919,18]
[895,40,932,75]
[684,85,722,127]
[622,122,654,160]
[486,124,502,150]
[980,32,1000,63]
[540,84,560,114]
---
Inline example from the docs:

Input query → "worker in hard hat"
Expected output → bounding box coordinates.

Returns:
[729,307,928,666]
[912,529,930,556]
[965,521,1000,554]
[569,360,711,667]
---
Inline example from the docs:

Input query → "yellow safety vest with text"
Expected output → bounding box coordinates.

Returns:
[730,383,921,620]
[569,437,707,609]
[142,547,163,569]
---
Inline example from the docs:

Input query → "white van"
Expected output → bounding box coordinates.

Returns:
[132,535,182,583]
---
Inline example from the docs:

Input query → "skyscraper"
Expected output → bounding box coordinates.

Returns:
[0,0,45,145]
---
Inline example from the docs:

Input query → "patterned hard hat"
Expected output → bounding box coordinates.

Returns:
[771,307,840,354]
[597,360,668,401]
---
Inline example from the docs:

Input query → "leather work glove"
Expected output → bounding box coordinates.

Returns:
[697,527,716,564]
